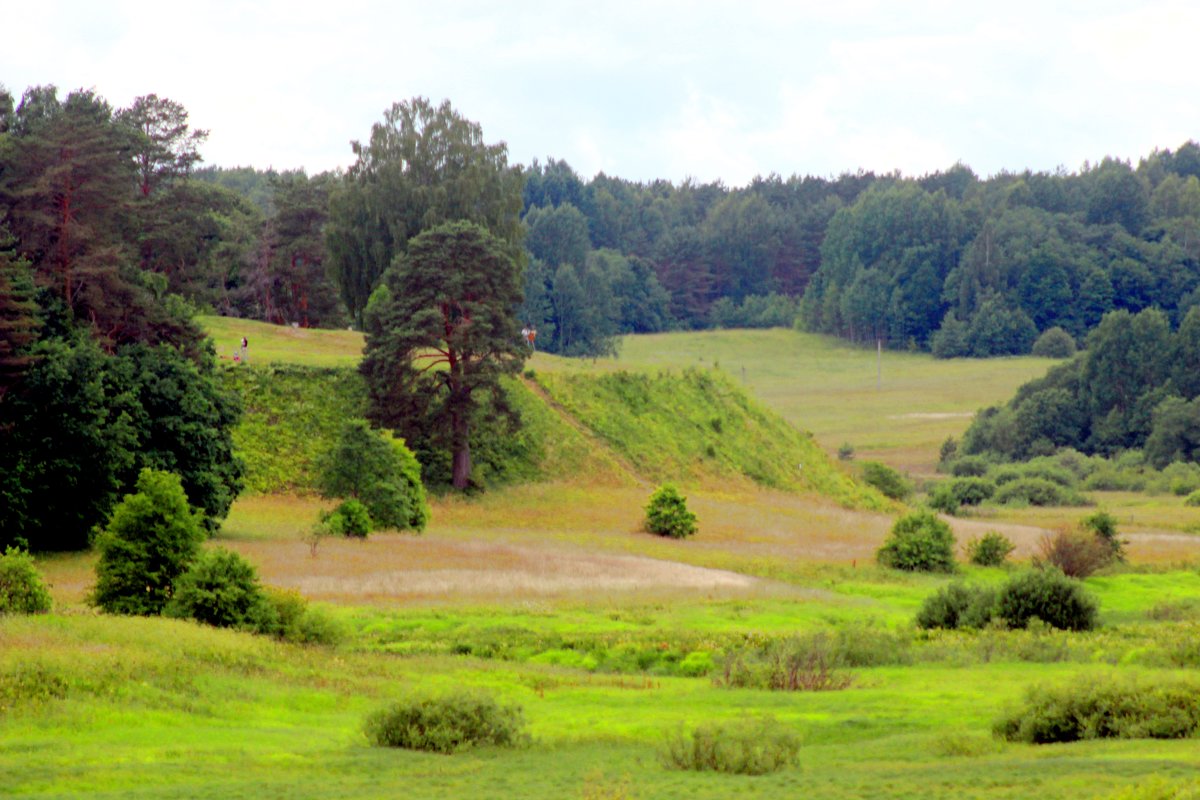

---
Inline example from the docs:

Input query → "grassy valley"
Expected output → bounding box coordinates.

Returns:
[6,320,1200,799]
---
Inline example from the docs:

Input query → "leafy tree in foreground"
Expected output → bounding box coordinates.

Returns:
[644,484,698,539]
[876,509,956,572]
[92,469,205,615]
[362,222,526,489]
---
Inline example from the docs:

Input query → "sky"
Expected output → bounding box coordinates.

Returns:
[5,1,1200,187]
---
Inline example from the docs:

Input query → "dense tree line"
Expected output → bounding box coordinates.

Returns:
[0,84,244,551]
[962,306,1200,465]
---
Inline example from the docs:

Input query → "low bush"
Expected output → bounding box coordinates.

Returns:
[1080,510,1125,561]
[966,531,1015,566]
[1186,491,1200,507]
[644,484,697,539]
[928,477,996,513]
[364,691,527,753]
[254,587,344,646]
[661,717,800,775]
[717,633,854,692]
[915,583,997,630]
[876,510,956,572]
[859,461,912,501]
[993,477,1084,507]
[989,463,1076,488]
[995,675,1200,743]
[1037,526,1115,578]
[323,499,372,538]
[949,455,990,477]
[164,547,267,629]
[0,546,52,614]
[994,569,1098,631]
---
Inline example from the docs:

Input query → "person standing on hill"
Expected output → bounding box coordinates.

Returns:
[241,336,248,363]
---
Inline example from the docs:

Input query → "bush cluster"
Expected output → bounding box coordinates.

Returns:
[644,484,697,539]
[316,419,429,534]
[1037,516,1122,578]
[859,461,912,501]
[364,691,526,753]
[916,569,1098,632]
[993,477,1083,507]
[321,499,372,538]
[995,676,1200,743]
[661,717,800,775]
[0,546,52,614]
[876,510,956,572]
[164,547,266,628]
[928,477,996,514]
[966,531,1015,566]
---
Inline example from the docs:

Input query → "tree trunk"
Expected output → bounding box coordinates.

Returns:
[451,407,471,489]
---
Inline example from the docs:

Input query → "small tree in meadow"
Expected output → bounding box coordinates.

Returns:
[966,531,1016,566]
[165,547,267,628]
[92,469,205,615]
[0,546,52,614]
[876,509,956,572]
[644,484,697,539]
[317,419,429,533]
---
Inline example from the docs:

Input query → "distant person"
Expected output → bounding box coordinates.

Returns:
[240,336,248,363]
[527,326,537,351]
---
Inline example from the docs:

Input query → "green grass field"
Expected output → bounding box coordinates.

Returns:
[6,320,1200,799]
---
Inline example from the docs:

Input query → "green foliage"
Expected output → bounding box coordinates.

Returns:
[993,477,1084,507]
[928,477,996,514]
[995,675,1200,743]
[716,632,857,691]
[876,509,956,572]
[0,547,52,614]
[948,455,989,477]
[1031,326,1076,358]
[644,484,697,539]
[316,419,427,532]
[661,717,800,775]
[164,547,266,628]
[837,442,855,461]
[364,691,527,753]
[915,583,997,630]
[92,469,205,615]
[1081,510,1125,560]
[321,499,372,538]
[994,569,1098,631]
[709,293,800,329]
[1185,490,1200,507]
[252,588,344,646]
[859,461,912,500]
[966,531,1016,566]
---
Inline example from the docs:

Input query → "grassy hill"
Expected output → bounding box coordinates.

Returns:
[205,317,889,510]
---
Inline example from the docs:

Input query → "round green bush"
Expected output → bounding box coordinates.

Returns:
[928,477,997,513]
[994,569,1098,631]
[325,498,372,538]
[164,547,266,629]
[966,531,1016,566]
[317,419,429,532]
[364,691,526,753]
[0,546,52,614]
[915,583,997,629]
[92,469,206,616]
[644,484,697,539]
[1186,491,1200,507]
[949,456,990,477]
[860,461,912,501]
[876,510,956,572]
[1031,327,1077,359]
[993,477,1076,507]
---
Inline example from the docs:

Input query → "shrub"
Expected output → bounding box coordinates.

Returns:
[322,499,372,538]
[316,419,428,532]
[993,477,1081,507]
[164,547,266,629]
[1080,510,1125,561]
[1037,526,1114,578]
[994,569,1098,631]
[364,691,526,753]
[915,583,997,629]
[717,633,854,692]
[92,469,205,615]
[1031,327,1077,358]
[1186,491,1200,507]
[966,531,1016,566]
[644,484,697,539]
[928,477,996,513]
[837,442,855,461]
[989,463,1076,487]
[995,675,1200,743]
[661,717,800,775]
[876,510,956,572]
[859,461,912,501]
[0,546,52,614]
[253,588,344,646]
[949,455,990,477]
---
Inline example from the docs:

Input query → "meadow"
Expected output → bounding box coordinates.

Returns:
[5,320,1200,799]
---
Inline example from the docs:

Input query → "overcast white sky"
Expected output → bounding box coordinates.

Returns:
[5,1,1199,186]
